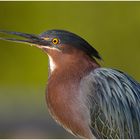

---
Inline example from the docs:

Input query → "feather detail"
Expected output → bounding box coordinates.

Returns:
[85,68,140,138]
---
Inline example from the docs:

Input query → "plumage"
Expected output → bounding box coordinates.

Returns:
[81,68,140,138]
[0,29,140,139]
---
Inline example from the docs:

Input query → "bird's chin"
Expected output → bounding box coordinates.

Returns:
[36,45,52,53]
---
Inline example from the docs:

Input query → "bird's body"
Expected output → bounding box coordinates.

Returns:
[0,29,140,138]
[46,52,140,139]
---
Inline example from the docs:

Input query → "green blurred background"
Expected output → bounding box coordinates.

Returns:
[0,1,140,138]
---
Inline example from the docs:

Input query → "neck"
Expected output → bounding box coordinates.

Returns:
[48,51,100,76]
[46,54,100,138]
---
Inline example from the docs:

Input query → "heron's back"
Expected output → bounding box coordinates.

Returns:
[84,68,140,138]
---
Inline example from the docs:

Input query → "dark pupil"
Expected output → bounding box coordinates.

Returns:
[54,40,57,42]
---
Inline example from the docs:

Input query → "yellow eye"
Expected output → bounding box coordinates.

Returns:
[52,38,59,45]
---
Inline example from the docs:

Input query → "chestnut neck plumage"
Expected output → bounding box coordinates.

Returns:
[45,45,100,138]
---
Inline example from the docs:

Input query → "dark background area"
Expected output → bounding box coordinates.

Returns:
[0,1,140,138]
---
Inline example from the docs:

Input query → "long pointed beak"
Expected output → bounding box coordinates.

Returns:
[0,30,50,47]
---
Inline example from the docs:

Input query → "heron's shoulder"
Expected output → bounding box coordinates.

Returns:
[92,67,133,77]
[90,67,140,86]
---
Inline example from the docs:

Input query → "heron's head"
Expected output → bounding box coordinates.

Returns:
[0,29,101,72]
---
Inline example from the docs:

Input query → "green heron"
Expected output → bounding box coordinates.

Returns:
[0,29,140,139]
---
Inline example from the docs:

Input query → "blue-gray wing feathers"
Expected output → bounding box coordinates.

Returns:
[89,68,140,138]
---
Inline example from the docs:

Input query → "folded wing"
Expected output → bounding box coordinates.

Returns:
[87,68,140,138]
